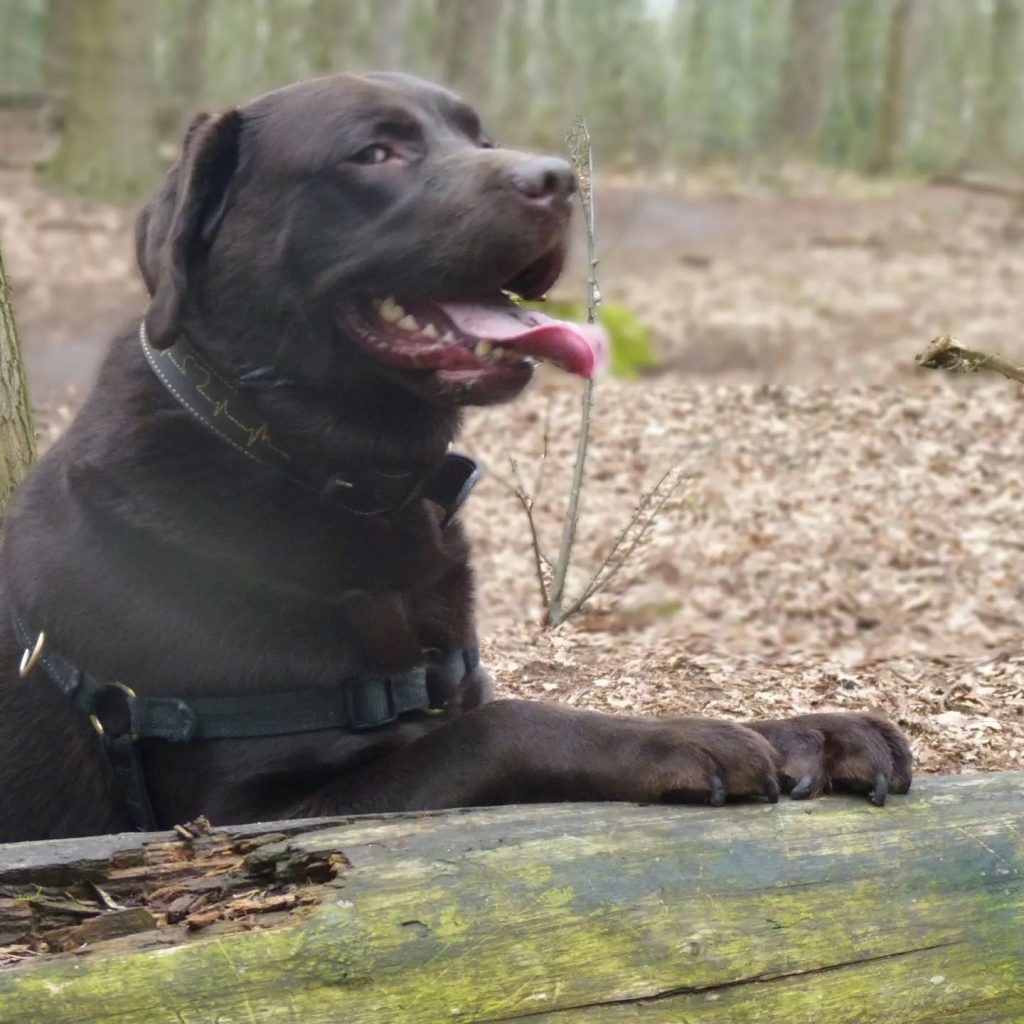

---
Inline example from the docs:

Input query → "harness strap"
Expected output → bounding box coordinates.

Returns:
[13,614,479,830]
[105,735,158,834]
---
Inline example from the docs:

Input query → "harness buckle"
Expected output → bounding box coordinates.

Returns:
[18,631,46,678]
[343,676,398,731]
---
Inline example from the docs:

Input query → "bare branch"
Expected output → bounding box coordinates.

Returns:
[556,467,688,624]
[509,455,549,607]
[579,466,682,598]
[916,334,1024,385]
[548,117,599,625]
[530,397,553,502]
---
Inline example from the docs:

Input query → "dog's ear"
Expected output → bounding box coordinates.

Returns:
[136,109,242,349]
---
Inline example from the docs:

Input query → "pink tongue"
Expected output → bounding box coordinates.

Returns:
[438,301,608,378]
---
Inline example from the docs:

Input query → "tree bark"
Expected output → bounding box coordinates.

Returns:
[169,0,211,130]
[0,242,36,514]
[1,773,1022,1022]
[369,0,409,71]
[43,0,75,99]
[46,0,159,201]
[307,0,362,75]
[774,0,842,154]
[263,0,300,89]
[976,0,1022,166]
[869,0,917,175]
[436,0,504,104]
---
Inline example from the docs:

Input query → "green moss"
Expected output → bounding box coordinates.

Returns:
[1,775,1022,1023]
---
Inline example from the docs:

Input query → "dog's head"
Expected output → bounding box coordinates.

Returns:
[136,73,605,408]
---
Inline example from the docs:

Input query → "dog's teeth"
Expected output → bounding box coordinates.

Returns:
[442,330,458,345]
[380,297,404,323]
[422,323,439,339]
[397,314,419,331]
[474,340,493,358]
[523,356,536,366]
[491,346,507,361]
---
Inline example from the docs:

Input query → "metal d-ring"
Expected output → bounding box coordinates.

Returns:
[90,682,138,738]
[18,631,46,678]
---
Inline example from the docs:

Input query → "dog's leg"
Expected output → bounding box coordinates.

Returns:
[289,699,782,816]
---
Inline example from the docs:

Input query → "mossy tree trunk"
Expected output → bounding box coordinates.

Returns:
[870,0,918,174]
[43,0,75,100]
[774,0,842,154]
[0,773,1021,1022]
[306,0,359,75]
[169,0,211,132]
[370,0,410,71]
[0,240,36,513]
[437,0,503,106]
[976,0,1022,166]
[46,0,159,202]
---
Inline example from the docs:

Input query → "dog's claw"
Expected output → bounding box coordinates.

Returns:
[869,772,889,807]
[790,775,814,800]
[765,776,780,803]
[709,775,726,807]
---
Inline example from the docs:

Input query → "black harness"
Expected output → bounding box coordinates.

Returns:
[12,323,482,831]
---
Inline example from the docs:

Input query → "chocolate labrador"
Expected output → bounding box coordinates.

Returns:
[0,73,910,842]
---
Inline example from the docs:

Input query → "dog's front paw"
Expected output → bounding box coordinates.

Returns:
[749,712,912,806]
[640,718,781,807]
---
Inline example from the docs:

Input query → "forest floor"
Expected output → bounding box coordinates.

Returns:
[2,164,1022,776]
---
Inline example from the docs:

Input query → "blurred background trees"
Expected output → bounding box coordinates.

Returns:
[0,0,1021,201]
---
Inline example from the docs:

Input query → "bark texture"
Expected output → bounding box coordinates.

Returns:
[1,773,1022,1022]
[0,240,35,512]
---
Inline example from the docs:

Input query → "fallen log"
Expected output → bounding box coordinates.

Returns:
[0,772,1021,1023]
[931,171,1024,201]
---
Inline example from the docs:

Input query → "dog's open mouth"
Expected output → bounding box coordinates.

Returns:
[345,294,607,376]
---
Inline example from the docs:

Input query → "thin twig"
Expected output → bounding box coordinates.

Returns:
[548,117,598,626]
[509,456,550,606]
[576,469,676,605]
[560,467,688,621]
[507,454,554,569]
[916,334,1024,385]
[531,397,553,502]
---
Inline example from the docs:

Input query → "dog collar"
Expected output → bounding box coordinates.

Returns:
[139,322,479,527]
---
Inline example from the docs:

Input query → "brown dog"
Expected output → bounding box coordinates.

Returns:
[0,74,910,842]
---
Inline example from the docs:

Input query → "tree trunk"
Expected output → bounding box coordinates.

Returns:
[369,0,409,71]
[0,242,36,514]
[307,0,362,75]
[1,772,1022,1021]
[169,0,211,130]
[263,0,299,89]
[976,0,1022,166]
[43,0,75,99]
[683,0,712,152]
[774,0,842,154]
[870,0,917,175]
[437,0,503,104]
[46,0,158,201]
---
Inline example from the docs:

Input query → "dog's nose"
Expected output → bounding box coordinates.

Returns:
[511,157,577,207]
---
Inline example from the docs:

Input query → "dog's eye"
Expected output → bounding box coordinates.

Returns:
[351,143,393,165]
